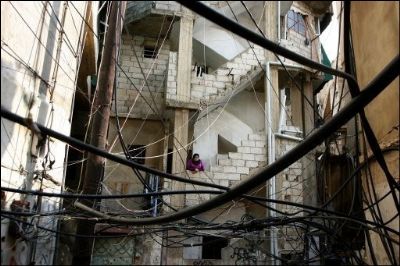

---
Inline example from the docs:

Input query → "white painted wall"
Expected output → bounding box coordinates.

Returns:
[192,1,264,69]
[225,91,265,132]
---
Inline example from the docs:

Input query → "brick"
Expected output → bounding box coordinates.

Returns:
[226,62,237,68]
[290,168,302,175]
[254,154,267,162]
[167,81,177,88]
[223,166,236,173]
[205,80,213,86]
[248,134,265,141]
[282,181,290,188]
[225,173,241,181]
[216,69,229,75]
[122,60,134,67]
[219,180,229,187]
[290,162,302,169]
[216,75,229,82]
[117,89,127,97]
[203,74,216,81]
[156,64,167,71]
[242,153,255,161]
[131,73,144,79]
[241,140,256,147]
[228,152,242,160]
[211,166,224,172]
[231,159,245,167]
[255,141,266,147]
[192,84,205,91]
[213,81,225,89]
[191,91,203,98]
[238,147,251,154]
[218,159,231,166]
[230,68,242,75]
[217,154,228,160]
[117,106,128,113]
[206,87,217,95]
[236,167,249,175]
[245,160,258,168]
[213,173,227,180]
[251,147,266,154]
[119,82,131,89]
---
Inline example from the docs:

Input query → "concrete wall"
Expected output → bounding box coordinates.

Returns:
[1,1,95,265]
[278,1,320,68]
[350,2,399,264]
[114,34,169,119]
[274,134,304,255]
[226,91,265,132]
[193,108,253,170]
[102,118,165,212]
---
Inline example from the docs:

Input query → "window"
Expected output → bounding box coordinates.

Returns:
[284,87,291,105]
[127,145,146,165]
[287,10,306,36]
[314,17,320,35]
[202,236,228,260]
[143,46,158,59]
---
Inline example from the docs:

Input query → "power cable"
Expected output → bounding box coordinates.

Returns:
[2,52,398,226]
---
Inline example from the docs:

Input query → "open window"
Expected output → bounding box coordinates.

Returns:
[287,10,306,36]
[202,236,229,259]
[183,236,228,260]
[143,40,159,59]
[143,46,158,58]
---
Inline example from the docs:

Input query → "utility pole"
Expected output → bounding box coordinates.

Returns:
[73,2,126,264]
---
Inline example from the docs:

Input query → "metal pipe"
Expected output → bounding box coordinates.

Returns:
[266,61,278,264]
[275,133,303,142]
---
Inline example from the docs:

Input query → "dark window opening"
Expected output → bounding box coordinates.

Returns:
[280,15,286,39]
[127,145,146,165]
[167,148,173,174]
[202,236,228,259]
[218,135,237,154]
[143,46,158,59]
[284,87,291,105]
[287,10,306,36]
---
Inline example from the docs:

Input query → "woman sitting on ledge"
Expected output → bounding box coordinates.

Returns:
[186,153,205,173]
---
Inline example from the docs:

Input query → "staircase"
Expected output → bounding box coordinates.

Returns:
[211,131,267,185]
[192,1,265,69]
[185,131,267,207]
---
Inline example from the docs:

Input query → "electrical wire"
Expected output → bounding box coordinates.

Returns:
[2,48,398,226]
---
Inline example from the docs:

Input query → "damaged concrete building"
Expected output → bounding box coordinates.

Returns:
[2,1,398,266]
[94,1,333,265]
[1,1,98,265]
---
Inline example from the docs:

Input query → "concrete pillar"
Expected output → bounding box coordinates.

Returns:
[171,108,189,208]
[176,15,193,102]
[264,1,278,61]
[170,12,193,208]
[165,13,193,265]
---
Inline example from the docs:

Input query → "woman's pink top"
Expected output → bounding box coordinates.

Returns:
[186,159,205,171]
